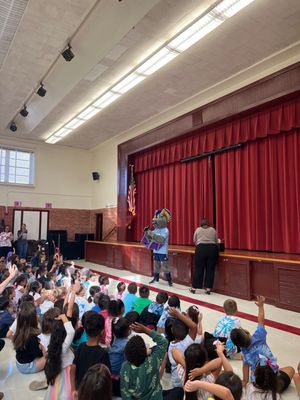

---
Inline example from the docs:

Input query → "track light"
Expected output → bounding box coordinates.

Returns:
[9,122,17,132]
[37,83,46,97]
[20,105,28,117]
[62,44,75,62]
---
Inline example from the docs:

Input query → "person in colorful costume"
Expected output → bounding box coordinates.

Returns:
[141,208,173,287]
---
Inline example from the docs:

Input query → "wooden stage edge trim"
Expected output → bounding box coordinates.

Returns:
[85,241,300,265]
[74,262,300,336]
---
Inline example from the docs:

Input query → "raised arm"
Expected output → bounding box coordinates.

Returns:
[255,295,265,326]
[130,323,168,361]
[0,264,18,294]
[168,307,197,340]
[216,342,233,372]
[172,348,186,368]
[185,380,234,400]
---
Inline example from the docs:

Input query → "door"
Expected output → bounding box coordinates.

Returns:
[95,213,103,241]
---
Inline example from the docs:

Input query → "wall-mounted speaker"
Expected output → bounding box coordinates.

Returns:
[92,172,100,181]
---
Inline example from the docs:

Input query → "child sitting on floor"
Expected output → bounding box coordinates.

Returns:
[230,296,294,394]
[13,301,46,374]
[214,299,241,357]
[133,285,152,315]
[120,322,168,400]
[123,282,138,314]
[115,281,126,300]
[140,291,168,328]
[71,311,111,390]
[157,294,181,333]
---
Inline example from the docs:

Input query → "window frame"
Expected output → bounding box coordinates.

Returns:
[0,146,35,187]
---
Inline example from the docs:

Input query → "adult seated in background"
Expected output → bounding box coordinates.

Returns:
[190,219,218,295]
[0,225,14,259]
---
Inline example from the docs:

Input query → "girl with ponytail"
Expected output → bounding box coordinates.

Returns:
[44,290,76,399]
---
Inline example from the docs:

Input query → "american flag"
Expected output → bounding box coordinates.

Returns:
[127,165,136,216]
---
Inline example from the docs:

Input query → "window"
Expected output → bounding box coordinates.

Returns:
[0,147,35,185]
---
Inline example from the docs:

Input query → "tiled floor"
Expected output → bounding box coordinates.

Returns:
[0,261,299,399]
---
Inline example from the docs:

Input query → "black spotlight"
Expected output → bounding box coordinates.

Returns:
[37,83,46,97]
[10,122,17,132]
[62,44,75,62]
[20,105,28,117]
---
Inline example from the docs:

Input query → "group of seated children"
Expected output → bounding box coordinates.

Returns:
[0,251,299,400]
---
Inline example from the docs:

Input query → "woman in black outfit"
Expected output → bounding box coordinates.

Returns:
[190,219,218,295]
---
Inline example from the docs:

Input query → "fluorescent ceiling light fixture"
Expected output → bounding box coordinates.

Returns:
[65,118,85,129]
[214,0,255,18]
[45,136,60,144]
[77,106,100,120]
[136,47,178,76]
[168,15,223,52]
[45,0,255,144]
[112,73,146,94]
[93,91,121,108]
[54,127,72,138]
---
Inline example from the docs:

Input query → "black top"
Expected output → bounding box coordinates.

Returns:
[73,343,111,388]
[16,335,43,364]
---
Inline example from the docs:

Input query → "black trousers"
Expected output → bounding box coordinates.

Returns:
[193,243,218,289]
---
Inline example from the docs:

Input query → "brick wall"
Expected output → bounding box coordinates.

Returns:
[90,207,117,241]
[0,205,117,242]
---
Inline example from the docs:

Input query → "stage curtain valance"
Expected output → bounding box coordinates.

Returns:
[134,97,300,172]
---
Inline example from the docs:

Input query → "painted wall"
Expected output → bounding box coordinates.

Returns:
[0,137,92,209]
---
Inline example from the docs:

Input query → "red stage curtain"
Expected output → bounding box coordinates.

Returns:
[215,129,300,253]
[134,97,300,173]
[133,158,213,245]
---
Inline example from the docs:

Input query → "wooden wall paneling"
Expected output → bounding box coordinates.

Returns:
[214,256,227,293]
[114,245,124,270]
[117,64,300,242]
[169,251,192,285]
[250,261,276,304]
[85,242,107,265]
[274,263,300,312]
[130,247,152,276]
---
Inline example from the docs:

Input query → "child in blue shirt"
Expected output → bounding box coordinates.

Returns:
[231,296,294,394]
[123,282,138,314]
[0,294,14,338]
[109,317,131,396]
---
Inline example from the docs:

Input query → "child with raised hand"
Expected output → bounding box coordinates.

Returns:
[185,371,243,400]
[174,341,232,400]
[167,307,198,398]
[213,299,241,357]
[230,296,294,393]
[13,301,46,374]
[0,264,18,294]
[71,311,111,391]
[44,311,75,400]
[120,322,168,400]
[74,363,112,400]
[187,305,203,344]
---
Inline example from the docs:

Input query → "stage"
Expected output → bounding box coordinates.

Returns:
[85,240,300,312]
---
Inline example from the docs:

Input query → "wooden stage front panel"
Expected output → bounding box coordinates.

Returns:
[85,241,300,312]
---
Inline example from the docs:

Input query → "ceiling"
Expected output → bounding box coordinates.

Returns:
[0,0,300,149]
